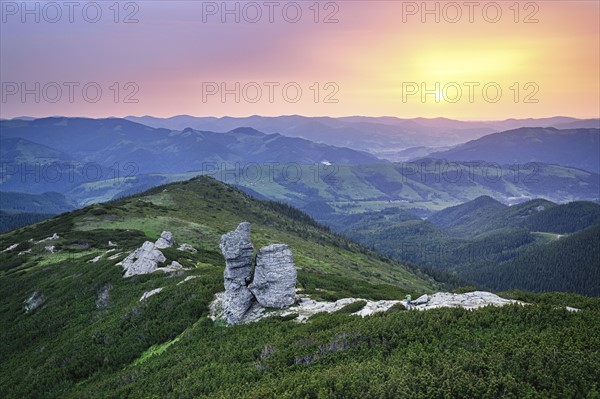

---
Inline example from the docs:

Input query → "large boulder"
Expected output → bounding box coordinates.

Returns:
[155,231,174,249]
[120,241,166,277]
[220,222,255,324]
[249,244,296,308]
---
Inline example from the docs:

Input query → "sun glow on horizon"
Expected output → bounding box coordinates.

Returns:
[0,1,598,119]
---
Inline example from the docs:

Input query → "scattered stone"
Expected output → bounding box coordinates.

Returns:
[89,255,102,263]
[154,231,174,249]
[220,222,255,324]
[2,243,18,252]
[36,233,59,244]
[160,261,184,274]
[177,275,199,285]
[249,244,296,308]
[412,294,429,305]
[96,283,113,309]
[44,245,56,253]
[169,261,183,269]
[108,252,123,260]
[106,249,117,253]
[108,241,118,247]
[18,249,32,256]
[140,287,163,302]
[565,306,580,312]
[24,291,45,313]
[177,243,197,253]
[119,241,166,277]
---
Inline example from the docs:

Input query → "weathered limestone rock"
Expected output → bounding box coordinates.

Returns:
[2,243,18,253]
[412,291,523,310]
[140,287,163,301]
[155,231,174,249]
[249,244,296,308]
[120,241,166,277]
[36,233,59,243]
[24,291,45,313]
[177,243,197,252]
[220,222,255,324]
[209,291,528,324]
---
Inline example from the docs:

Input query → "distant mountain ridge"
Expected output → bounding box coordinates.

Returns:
[1,117,599,226]
[428,127,600,173]
[124,115,600,161]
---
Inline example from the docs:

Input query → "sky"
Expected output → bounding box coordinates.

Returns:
[1,0,599,120]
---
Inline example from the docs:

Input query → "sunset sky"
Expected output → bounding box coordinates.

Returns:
[1,0,599,120]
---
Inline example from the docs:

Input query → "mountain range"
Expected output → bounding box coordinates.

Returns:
[125,115,600,161]
[429,127,600,173]
[2,118,598,216]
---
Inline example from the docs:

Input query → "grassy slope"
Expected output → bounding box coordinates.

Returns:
[0,177,437,399]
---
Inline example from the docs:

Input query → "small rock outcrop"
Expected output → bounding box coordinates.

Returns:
[178,243,197,252]
[249,244,296,308]
[2,243,18,253]
[140,287,163,301]
[24,291,45,313]
[155,231,174,249]
[219,223,297,324]
[412,291,523,310]
[36,233,59,243]
[96,283,113,309]
[220,222,255,324]
[120,241,167,277]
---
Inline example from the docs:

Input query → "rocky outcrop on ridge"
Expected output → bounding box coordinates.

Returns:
[249,244,297,308]
[220,222,255,324]
[120,241,167,277]
[118,231,186,277]
[210,290,530,324]
[219,223,297,324]
[155,231,174,249]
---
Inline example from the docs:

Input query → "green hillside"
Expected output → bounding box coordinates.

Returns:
[0,192,78,233]
[0,176,437,398]
[336,198,600,296]
[466,225,600,295]
[0,191,76,214]
[0,177,599,398]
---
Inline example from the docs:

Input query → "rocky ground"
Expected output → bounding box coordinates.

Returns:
[209,290,535,324]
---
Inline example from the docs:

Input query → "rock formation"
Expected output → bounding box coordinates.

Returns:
[155,231,174,249]
[210,291,529,324]
[118,231,187,277]
[220,222,255,324]
[140,287,163,301]
[219,223,297,324]
[249,244,296,308]
[24,291,45,313]
[177,243,197,252]
[120,241,167,277]
[36,233,59,244]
